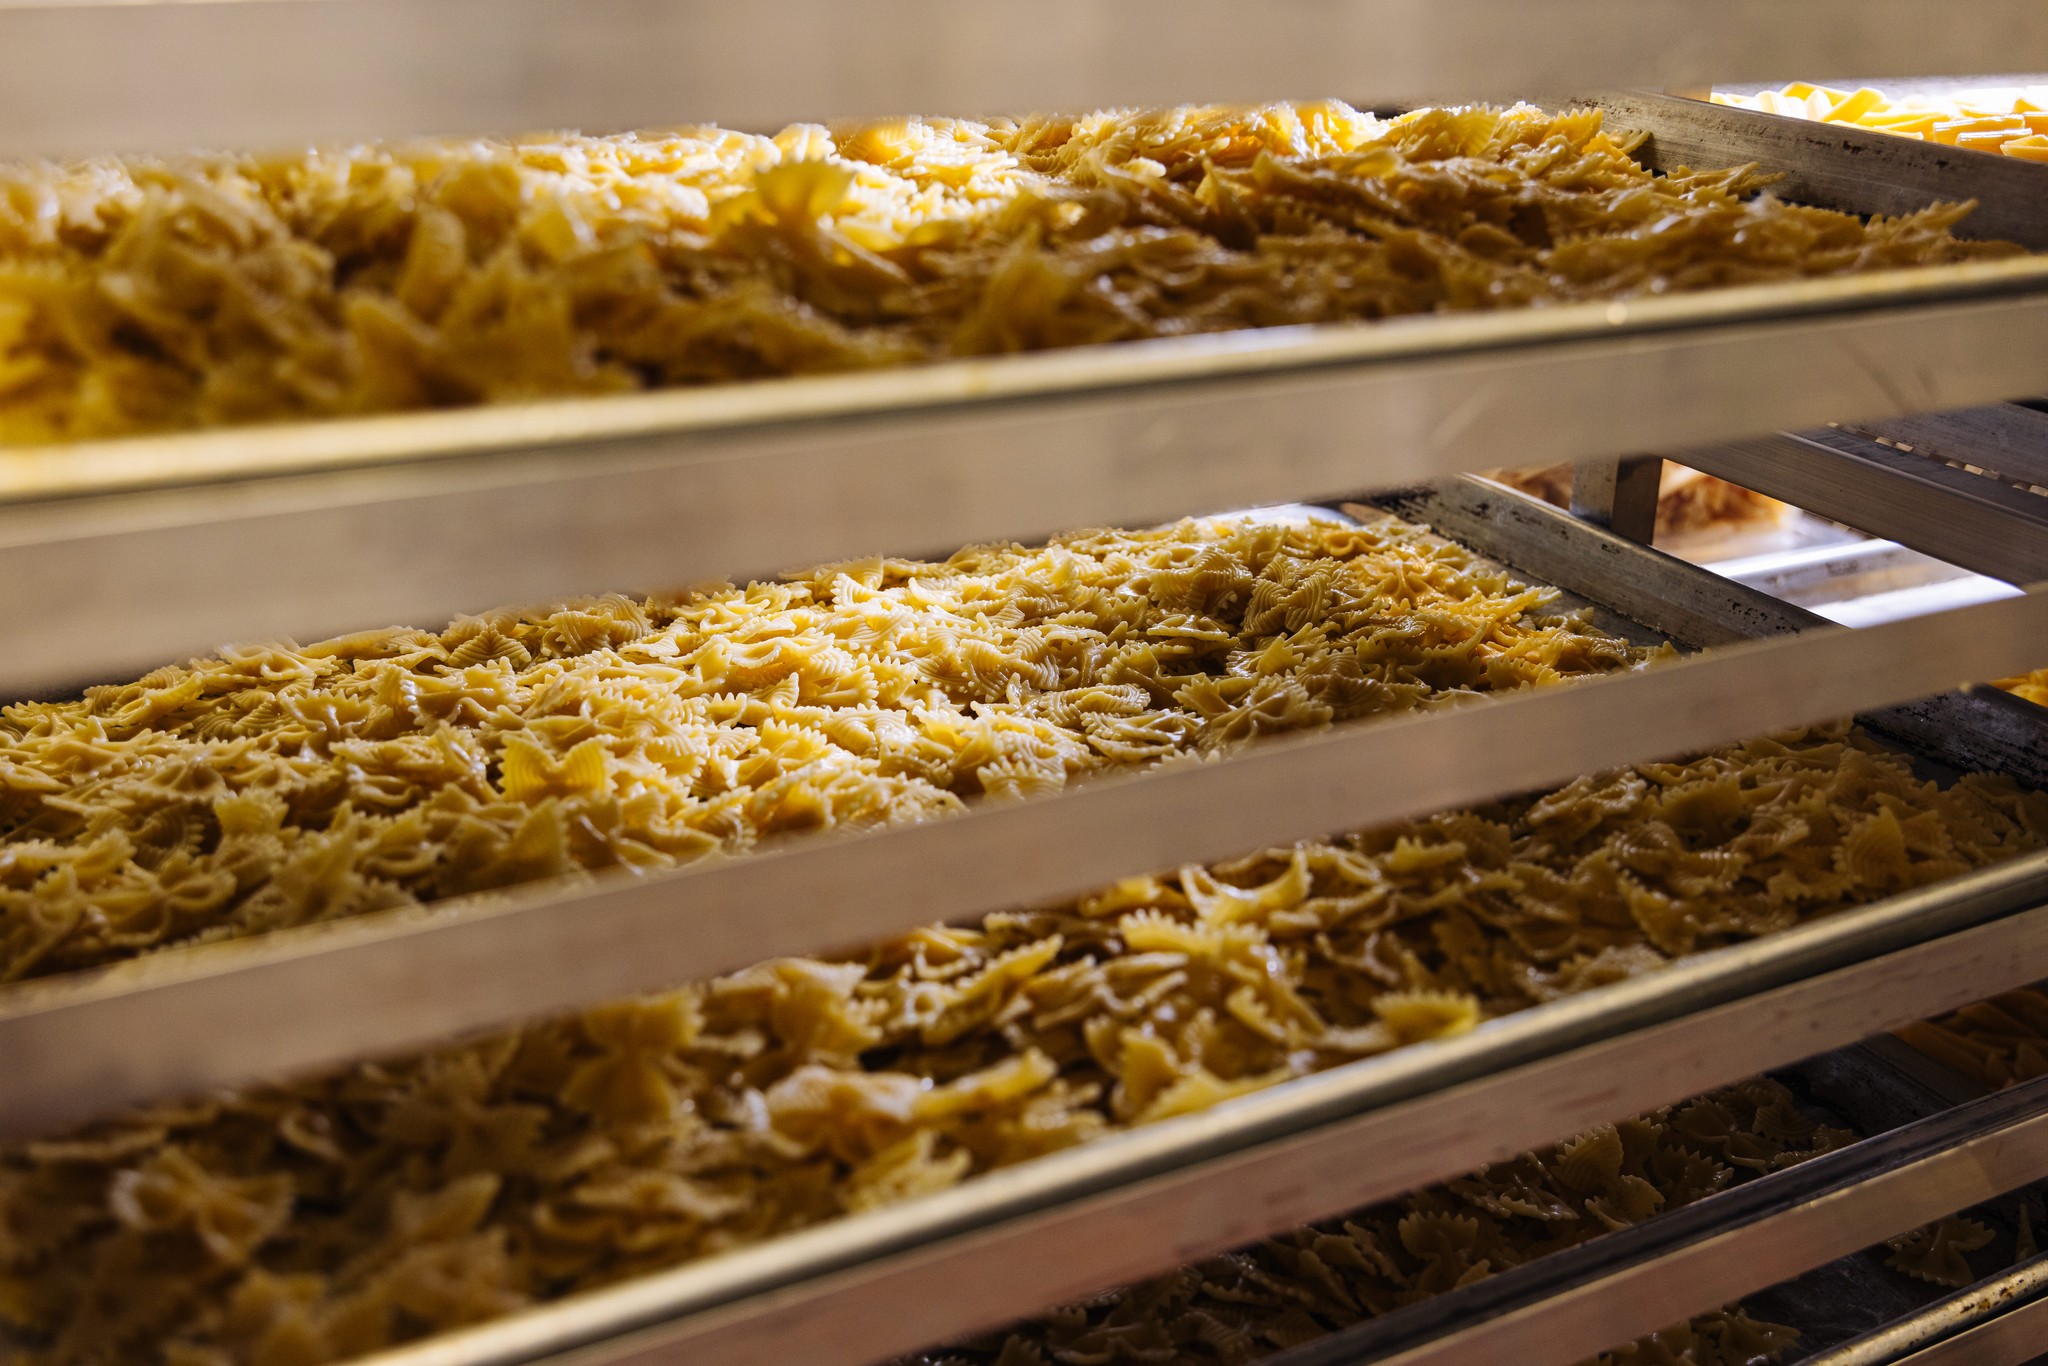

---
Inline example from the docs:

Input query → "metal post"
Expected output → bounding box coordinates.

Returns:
[1571,455,1664,543]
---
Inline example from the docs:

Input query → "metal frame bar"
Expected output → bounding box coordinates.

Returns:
[1806,1256,2048,1366]
[1264,1080,2048,1366]
[1848,404,2048,493]
[1366,1110,2048,1366]
[9,587,2048,1138]
[6,1,2048,159]
[1368,478,2048,788]
[1568,455,1664,544]
[1680,430,2048,586]
[363,904,2048,1366]
[1578,92,2048,253]
[1878,1293,2048,1366]
[9,278,2048,698]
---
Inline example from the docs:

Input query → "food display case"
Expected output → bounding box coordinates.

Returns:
[4,6,2048,1366]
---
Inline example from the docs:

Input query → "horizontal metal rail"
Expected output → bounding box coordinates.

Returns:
[1807,1256,2048,1366]
[1367,1103,2048,1366]
[364,903,2048,1366]
[1681,428,2048,586]
[1849,404,2048,493]
[5,587,2048,1139]
[4,0,2048,158]
[1887,1296,2048,1366]
[1265,1078,2048,1366]
[9,270,2048,697]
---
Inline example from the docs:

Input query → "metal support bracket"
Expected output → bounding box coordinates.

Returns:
[1570,455,1664,543]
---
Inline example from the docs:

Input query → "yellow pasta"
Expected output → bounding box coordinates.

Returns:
[0,102,2015,444]
[0,512,1667,983]
[1995,668,2048,708]
[899,1078,1837,1366]
[1715,83,2048,159]
[0,724,2039,1366]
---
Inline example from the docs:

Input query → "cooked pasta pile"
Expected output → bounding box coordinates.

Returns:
[0,513,1667,984]
[1897,987,2048,1091]
[2,725,2041,1365]
[1996,669,2048,708]
[898,1077,1842,1366]
[0,102,2017,443]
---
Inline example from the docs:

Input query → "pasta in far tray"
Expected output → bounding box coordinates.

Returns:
[1,723,2040,1366]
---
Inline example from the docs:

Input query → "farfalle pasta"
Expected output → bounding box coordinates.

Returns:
[1995,669,2048,708]
[0,102,2016,444]
[1884,1216,1998,1290]
[899,1077,1840,1366]
[0,512,1667,983]
[1896,987,2048,1091]
[1,725,2040,1365]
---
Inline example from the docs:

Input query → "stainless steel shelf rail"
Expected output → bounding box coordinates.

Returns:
[1809,1257,2048,1366]
[1680,426,2048,587]
[1258,1078,2048,1366]
[5,0,2048,159]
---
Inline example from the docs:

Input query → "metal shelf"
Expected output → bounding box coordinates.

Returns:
[9,484,2048,1140]
[332,917,2048,1366]
[8,93,2048,697]
[4,0,2048,159]
[10,270,2048,700]
[4,44,2048,1366]
[1680,426,2048,587]
[1258,1079,2048,1366]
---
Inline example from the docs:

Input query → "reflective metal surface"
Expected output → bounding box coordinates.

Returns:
[1267,1079,2048,1366]
[1849,404,2048,492]
[1681,430,2048,587]
[1806,1256,2048,1365]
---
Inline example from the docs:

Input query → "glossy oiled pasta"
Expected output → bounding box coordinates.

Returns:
[0,513,1666,983]
[1,725,2041,1365]
[899,1077,1840,1366]
[0,102,2017,444]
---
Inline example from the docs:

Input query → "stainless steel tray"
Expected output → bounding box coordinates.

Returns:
[12,481,2043,1366]
[9,480,2048,1143]
[5,92,2048,694]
